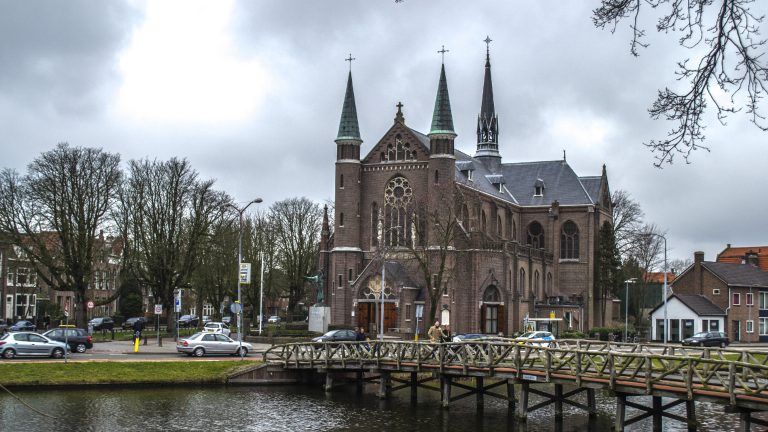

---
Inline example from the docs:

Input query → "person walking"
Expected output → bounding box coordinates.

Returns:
[428,320,441,343]
[440,324,452,343]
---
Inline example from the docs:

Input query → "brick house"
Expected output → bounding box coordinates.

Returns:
[319,44,614,337]
[671,251,768,342]
[648,294,725,342]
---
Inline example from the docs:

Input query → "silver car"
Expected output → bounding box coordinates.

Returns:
[0,332,69,359]
[176,332,252,357]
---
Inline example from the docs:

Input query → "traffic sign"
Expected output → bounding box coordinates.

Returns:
[230,302,242,314]
[154,304,163,315]
[87,300,95,309]
[175,298,181,313]
[239,263,252,284]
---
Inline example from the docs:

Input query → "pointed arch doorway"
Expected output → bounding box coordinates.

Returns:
[480,285,506,335]
[357,274,397,334]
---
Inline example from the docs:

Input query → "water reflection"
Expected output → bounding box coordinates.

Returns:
[0,383,762,431]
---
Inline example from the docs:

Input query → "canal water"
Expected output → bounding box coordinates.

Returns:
[0,383,760,431]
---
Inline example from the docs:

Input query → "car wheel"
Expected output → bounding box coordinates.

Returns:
[720,342,726,349]
[51,348,65,359]
[75,343,87,353]
[237,347,248,357]
[193,347,205,357]
[2,349,16,359]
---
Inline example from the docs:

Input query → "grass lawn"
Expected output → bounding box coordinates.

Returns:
[0,361,260,387]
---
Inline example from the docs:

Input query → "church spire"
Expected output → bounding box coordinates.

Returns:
[336,70,361,141]
[475,36,501,172]
[429,63,456,136]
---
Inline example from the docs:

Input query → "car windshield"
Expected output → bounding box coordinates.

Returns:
[322,330,339,337]
[519,332,536,338]
[188,332,203,340]
[692,332,710,338]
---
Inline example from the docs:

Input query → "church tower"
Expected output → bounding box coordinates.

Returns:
[332,68,363,323]
[474,37,501,173]
[427,57,457,245]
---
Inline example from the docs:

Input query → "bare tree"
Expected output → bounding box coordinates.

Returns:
[611,189,644,260]
[269,197,322,314]
[669,257,693,275]
[594,0,768,165]
[0,143,121,327]
[116,157,229,329]
[190,217,238,321]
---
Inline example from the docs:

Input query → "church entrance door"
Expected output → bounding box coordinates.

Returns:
[480,304,506,335]
[357,301,397,334]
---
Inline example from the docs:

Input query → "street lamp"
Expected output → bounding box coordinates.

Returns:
[645,232,668,343]
[624,278,637,342]
[226,198,263,359]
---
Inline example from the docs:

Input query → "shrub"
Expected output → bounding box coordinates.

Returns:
[561,330,587,339]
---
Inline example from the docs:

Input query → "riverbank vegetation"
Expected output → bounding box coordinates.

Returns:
[0,361,259,387]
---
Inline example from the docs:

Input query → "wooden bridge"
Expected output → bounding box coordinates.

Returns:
[244,340,768,431]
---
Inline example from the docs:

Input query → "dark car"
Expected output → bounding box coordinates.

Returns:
[89,317,115,331]
[42,327,93,353]
[10,320,36,332]
[178,315,199,328]
[122,317,148,330]
[311,329,358,344]
[682,331,729,348]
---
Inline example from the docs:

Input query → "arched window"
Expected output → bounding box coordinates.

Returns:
[461,205,469,227]
[483,285,500,302]
[519,268,526,297]
[386,136,415,161]
[384,176,413,246]
[434,170,439,184]
[546,272,553,297]
[560,221,580,259]
[371,202,379,247]
[527,222,544,249]
[339,212,344,227]
[339,174,344,188]
[534,270,540,300]
[511,217,516,241]
[481,210,487,233]
[497,215,503,237]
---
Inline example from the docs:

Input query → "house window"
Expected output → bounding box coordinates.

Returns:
[713,289,721,295]
[560,221,579,260]
[405,304,411,322]
[760,318,768,336]
[467,170,473,181]
[747,292,754,306]
[747,320,754,333]
[338,274,343,289]
[733,293,741,306]
[760,292,768,310]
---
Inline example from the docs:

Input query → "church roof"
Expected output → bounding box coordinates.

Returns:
[336,71,361,141]
[429,64,455,136]
[579,176,602,204]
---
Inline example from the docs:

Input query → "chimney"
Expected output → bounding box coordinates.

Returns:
[694,251,704,264]
[694,251,705,295]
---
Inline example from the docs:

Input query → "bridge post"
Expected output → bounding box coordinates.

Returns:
[324,373,333,392]
[356,371,363,393]
[378,371,391,399]
[652,396,662,432]
[441,376,452,409]
[740,411,751,432]
[517,382,529,422]
[685,399,696,432]
[476,377,485,407]
[506,380,516,411]
[554,384,563,419]
[410,372,418,402]
[615,393,626,431]
[587,388,596,418]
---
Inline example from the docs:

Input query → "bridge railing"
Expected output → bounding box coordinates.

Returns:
[264,339,768,405]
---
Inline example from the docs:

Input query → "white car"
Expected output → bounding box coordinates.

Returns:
[202,322,231,336]
[515,331,556,347]
[267,316,281,324]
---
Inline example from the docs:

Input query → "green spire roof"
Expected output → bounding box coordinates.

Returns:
[336,71,361,141]
[429,64,455,135]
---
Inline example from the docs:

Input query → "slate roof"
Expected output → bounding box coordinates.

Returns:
[676,294,726,316]
[336,72,361,141]
[429,64,455,135]
[579,176,602,204]
[702,262,768,287]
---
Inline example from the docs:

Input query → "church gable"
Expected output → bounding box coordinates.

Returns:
[362,122,430,165]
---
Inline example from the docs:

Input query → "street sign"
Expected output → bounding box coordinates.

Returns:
[415,304,424,319]
[175,298,181,313]
[87,300,95,309]
[154,304,163,315]
[230,302,242,314]
[239,263,252,284]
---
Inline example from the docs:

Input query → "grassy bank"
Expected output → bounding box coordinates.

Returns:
[0,361,260,387]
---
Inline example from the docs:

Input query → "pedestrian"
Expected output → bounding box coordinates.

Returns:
[44,315,51,331]
[356,327,370,353]
[428,320,441,343]
[440,324,452,343]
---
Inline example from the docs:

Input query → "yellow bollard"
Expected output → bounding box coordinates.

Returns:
[134,337,139,353]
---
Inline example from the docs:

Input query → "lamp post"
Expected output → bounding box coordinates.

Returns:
[645,232,668,343]
[226,198,263,358]
[624,278,637,342]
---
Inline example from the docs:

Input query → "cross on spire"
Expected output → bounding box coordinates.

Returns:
[345,53,356,72]
[437,45,449,64]
[484,36,492,58]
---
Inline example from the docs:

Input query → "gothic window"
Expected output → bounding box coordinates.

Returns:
[534,271,540,299]
[511,217,516,241]
[339,174,344,189]
[546,273,553,297]
[434,170,439,184]
[527,222,544,249]
[386,136,415,161]
[560,221,579,259]
[497,215,503,238]
[481,210,487,233]
[384,176,413,247]
[519,268,526,297]
[461,205,469,228]
[371,202,379,247]
[483,285,500,302]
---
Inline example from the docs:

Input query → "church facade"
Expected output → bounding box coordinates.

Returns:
[318,45,614,337]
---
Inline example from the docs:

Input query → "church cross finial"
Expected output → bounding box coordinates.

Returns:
[394,101,405,124]
[437,45,449,64]
[345,53,356,72]
[484,36,492,58]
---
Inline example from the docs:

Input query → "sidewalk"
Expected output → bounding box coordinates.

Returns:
[91,337,272,355]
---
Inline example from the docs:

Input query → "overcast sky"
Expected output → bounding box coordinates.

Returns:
[1,1,765,265]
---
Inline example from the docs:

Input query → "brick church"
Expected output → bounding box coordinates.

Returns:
[318,43,614,337]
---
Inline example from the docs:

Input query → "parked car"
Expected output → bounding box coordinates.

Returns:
[222,316,232,325]
[89,317,115,331]
[452,333,506,343]
[176,332,252,357]
[0,332,68,359]
[178,315,199,328]
[202,315,212,324]
[682,331,729,348]
[515,331,556,347]
[10,320,36,332]
[122,317,148,330]
[267,316,281,324]
[202,322,231,336]
[42,327,93,353]
[311,329,358,344]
